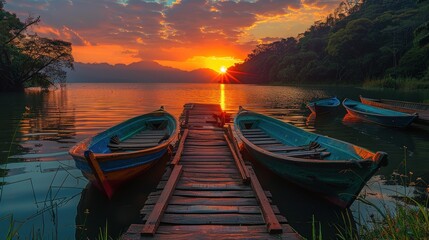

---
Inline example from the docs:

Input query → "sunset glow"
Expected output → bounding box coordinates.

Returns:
[220,66,227,73]
[5,0,342,71]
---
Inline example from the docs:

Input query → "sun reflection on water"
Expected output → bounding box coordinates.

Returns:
[220,83,225,111]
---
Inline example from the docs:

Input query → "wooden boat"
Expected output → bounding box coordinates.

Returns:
[69,107,178,198]
[360,95,429,124]
[343,98,417,128]
[307,97,340,115]
[234,107,388,208]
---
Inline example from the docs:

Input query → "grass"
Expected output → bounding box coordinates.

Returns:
[311,146,429,240]
[363,77,429,91]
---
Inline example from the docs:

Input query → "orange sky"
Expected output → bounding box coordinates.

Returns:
[6,0,341,72]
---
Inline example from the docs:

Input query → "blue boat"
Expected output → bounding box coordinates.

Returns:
[342,98,417,128]
[69,107,178,198]
[234,107,388,208]
[307,97,340,115]
[360,95,429,125]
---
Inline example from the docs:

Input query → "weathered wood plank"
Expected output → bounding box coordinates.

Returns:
[127,232,300,240]
[171,129,189,165]
[180,171,242,179]
[126,224,300,239]
[143,213,287,225]
[145,196,260,206]
[179,161,236,166]
[155,224,295,234]
[162,175,237,182]
[141,165,183,236]
[182,167,239,174]
[148,189,272,198]
[185,142,227,146]
[180,155,233,160]
[141,205,270,215]
[180,164,238,169]
[248,167,283,234]
[224,133,250,184]
[157,181,251,191]
[182,152,232,156]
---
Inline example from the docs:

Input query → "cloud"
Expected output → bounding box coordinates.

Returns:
[4,0,342,68]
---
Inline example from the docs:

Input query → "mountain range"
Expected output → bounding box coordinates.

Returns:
[66,61,220,83]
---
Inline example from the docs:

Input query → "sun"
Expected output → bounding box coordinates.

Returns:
[220,66,227,73]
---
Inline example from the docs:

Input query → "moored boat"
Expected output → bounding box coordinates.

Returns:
[360,95,429,124]
[69,107,178,198]
[307,97,340,115]
[234,107,388,208]
[343,98,417,128]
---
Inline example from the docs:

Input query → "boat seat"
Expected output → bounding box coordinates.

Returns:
[252,139,283,145]
[108,132,170,151]
[108,142,159,151]
[278,150,331,159]
[262,142,321,152]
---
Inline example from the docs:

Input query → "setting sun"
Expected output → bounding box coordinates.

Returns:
[220,66,227,73]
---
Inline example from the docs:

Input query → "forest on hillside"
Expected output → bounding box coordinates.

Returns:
[229,0,429,87]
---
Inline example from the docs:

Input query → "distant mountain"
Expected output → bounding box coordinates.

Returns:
[66,61,219,83]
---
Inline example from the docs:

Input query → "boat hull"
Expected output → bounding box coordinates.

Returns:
[343,98,417,128]
[235,109,387,208]
[360,96,429,125]
[307,97,340,115]
[69,108,178,198]
[242,143,378,208]
[73,148,168,193]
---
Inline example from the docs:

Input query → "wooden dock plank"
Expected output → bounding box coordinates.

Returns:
[144,196,260,206]
[170,129,188,165]
[123,103,300,240]
[224,131,250,184]
[156,181,251,191]
[248,167,283,234]
[141,165,183,236]
[144,213,287,225]
[141,205,272,215]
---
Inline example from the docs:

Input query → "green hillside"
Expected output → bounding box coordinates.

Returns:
[229,0,429,89]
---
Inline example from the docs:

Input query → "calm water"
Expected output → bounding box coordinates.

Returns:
[0,83,428,239]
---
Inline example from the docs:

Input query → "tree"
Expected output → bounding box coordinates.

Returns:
[0,3,73,91]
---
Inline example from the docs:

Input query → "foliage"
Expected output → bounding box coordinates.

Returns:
[0,2,73,92]
[230,0,429,88]
[363,77,429,90]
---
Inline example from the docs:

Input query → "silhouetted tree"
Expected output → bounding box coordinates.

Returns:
[0,2,73,91]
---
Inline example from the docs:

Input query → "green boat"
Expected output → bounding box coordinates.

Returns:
[234,107,388,208]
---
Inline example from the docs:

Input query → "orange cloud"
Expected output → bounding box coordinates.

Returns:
[6,0,343,71]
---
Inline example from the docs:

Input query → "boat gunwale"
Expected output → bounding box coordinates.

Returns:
[342,98,418,119]
[360,95,429,112]
[307,97,341,108]
[69,109,179,162]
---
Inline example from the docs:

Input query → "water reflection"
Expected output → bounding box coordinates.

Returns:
[75,154,169,239]
[220,83,225,111]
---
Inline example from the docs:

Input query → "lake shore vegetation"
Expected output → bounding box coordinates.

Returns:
[230,0,429,90]
[0,1,74,92]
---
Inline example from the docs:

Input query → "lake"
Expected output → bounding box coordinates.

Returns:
[1,83,428,239]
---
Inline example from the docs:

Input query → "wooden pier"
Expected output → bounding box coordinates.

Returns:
[123,103,301,239]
